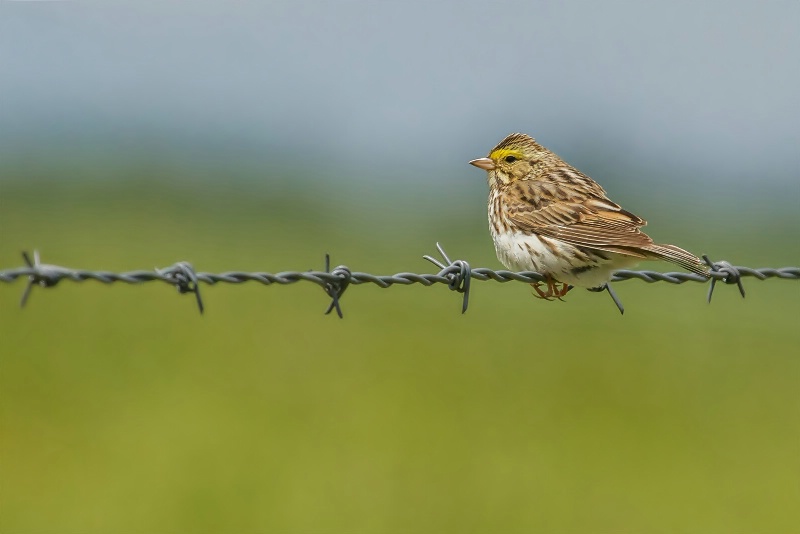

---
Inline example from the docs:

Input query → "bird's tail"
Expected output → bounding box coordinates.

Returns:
[643,243,709,276]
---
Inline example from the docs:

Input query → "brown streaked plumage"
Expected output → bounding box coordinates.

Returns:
[470,133,709,299]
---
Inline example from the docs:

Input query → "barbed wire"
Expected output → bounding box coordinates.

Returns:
[1,244,798,316]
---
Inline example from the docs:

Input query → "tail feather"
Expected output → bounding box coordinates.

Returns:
[643,244,709,276]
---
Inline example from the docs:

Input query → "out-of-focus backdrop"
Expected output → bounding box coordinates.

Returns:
[1,1,799,531]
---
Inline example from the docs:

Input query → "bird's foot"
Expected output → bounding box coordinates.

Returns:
[531,277,572,301]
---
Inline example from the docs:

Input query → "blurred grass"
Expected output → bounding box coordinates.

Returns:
[1,175,799,533]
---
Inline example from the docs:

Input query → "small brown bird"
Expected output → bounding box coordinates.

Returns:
[470,133,709,299]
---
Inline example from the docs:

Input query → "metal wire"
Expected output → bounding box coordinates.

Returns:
[1,245,798,316]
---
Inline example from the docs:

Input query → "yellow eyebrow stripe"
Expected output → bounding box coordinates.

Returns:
[489,148,524,161]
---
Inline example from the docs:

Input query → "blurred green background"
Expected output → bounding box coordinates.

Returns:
[2,2,800,533]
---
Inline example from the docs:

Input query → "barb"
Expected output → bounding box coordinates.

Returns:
[1,247,797,316]
[703,255,746,303]
[589,283,625,315]
[424,242,472,313]
[18,250,62,308]
[321,254,351,319]
[157,261,205,315]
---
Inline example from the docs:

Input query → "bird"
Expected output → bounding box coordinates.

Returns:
[469,132,709,300]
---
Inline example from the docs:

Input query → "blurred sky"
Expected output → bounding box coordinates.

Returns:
[1,0,799,193]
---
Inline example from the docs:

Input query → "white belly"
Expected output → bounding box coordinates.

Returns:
[491,230,638,288]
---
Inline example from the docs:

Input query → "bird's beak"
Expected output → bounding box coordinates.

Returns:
[469,158,495,171]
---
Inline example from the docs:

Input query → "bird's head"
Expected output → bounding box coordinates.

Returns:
[469,133,546,188]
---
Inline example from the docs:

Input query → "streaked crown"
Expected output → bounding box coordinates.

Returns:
[488,133,541,162]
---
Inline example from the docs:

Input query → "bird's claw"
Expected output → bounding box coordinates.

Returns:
[531,277,572,301]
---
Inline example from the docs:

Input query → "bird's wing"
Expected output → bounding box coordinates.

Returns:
[504,179,654,258]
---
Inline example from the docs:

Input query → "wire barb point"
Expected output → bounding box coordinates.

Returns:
[322,254,351,318]
[703,255,746,303]
[423,242,472,313]
[19,250,62,309]
[589,283,625,315]
[157,262,205,314]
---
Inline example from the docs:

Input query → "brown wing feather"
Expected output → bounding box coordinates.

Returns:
[503,173,709,275]
[505,179,655,259]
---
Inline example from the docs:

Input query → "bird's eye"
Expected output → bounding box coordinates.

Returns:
[504,155,517,163]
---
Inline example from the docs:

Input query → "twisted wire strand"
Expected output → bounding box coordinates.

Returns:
[3,264,796,287]
[1,246,797,317]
